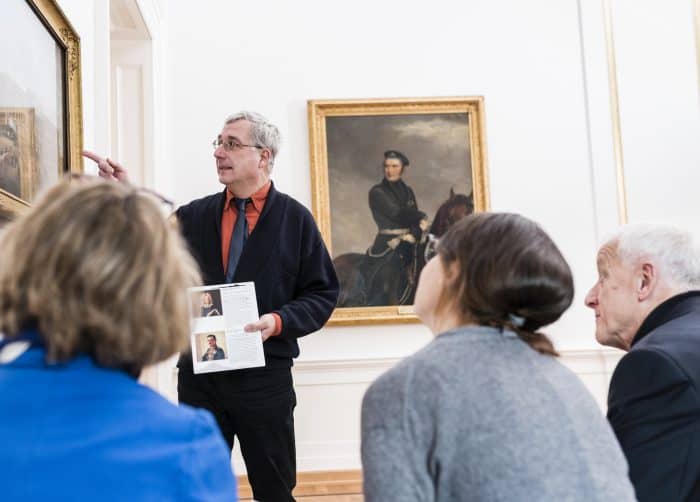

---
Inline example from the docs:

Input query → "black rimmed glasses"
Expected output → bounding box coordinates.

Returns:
[212,138,264,152]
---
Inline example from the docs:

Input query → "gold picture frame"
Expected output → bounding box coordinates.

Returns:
[308,97,489,326]
[0,0,83,217]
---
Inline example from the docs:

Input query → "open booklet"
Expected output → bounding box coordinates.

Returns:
[188,282,265,374]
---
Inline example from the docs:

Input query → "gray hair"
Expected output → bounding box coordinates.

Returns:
[605,223,700,290]
[224,111,281,168]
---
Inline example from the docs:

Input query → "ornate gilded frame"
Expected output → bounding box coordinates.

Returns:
[308,97,489,326]
[0,0,83,217]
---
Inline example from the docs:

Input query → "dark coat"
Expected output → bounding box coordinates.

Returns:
[607,291,700,502]
[202,347,225,361]
[364,178,426,306]
[368,178,425,255]
[176,182,339,368]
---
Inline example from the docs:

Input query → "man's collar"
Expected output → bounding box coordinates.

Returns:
[225,180,272,212]
[632,290,700,346]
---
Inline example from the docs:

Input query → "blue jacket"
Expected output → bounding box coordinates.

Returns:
[0,331,237,501]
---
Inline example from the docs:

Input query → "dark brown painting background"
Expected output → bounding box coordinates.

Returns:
[326,113,473,257]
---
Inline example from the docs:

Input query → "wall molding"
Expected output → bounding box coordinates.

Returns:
[602,0,628,224]
[292,347,624,385]
[694,0,700,102]
[170,347,624,474]
[166,348,624,392]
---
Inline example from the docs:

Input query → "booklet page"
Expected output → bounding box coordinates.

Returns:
[188,282,265,374]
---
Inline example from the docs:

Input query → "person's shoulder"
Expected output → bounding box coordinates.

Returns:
[362,356,416,429]
[275,189,304,213]
[638,310,700,354]
[176,191,224,218]
[270,185,305,210]
[368,182,385,195]
[627,322,693,364]
[611,344,688,394]
[135,390,228,447]
[363,340,443,408]
[271,186,319,227]
[366,355,415,396]
[362,340,455,435]
[175,402,225,440]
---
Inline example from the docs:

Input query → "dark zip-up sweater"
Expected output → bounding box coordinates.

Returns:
[176,182,339,368]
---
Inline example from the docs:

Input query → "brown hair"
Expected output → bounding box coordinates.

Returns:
[0,178,201,372]
[436,212,574,356]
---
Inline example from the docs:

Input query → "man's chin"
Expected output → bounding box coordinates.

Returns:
[595,330,625,350]
[594,330,611,348]
[218,173,233,184]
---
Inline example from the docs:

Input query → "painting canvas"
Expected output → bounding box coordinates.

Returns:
[0,0,83,216]
[0,108,37,202]
[308,97,489,325]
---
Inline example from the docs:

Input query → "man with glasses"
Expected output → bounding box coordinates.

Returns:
[84,111,339,502]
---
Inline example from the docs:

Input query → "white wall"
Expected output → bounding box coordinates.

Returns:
[161,0,605,351]
[58,0,700,474]
[611,0,700,228]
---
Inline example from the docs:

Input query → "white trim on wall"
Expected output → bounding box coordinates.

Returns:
[154,347,625,474]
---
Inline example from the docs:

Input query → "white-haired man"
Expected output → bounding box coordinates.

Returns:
[585,224,700,501]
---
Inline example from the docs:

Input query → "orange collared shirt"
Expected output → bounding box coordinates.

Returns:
[221,180,282,336]
[221,180,271,270]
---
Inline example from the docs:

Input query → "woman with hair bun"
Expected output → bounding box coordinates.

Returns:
[361,212,635,501]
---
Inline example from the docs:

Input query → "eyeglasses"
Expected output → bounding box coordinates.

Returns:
[212,138,263,152]
[69,173,175,217]
[137,187,175,217]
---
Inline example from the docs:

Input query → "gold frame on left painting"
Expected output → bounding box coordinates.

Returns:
[0,0,83,217]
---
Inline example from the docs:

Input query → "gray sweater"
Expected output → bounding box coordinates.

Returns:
[361,326,636,501]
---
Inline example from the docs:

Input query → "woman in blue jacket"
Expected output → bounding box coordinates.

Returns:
[0,178,237,501]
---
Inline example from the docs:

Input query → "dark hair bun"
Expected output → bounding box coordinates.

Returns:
[437,212,574,355]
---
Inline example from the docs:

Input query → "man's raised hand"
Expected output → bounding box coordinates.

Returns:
[82,150,129,182]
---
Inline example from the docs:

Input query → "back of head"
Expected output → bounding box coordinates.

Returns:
[0,178,201,372]
[437,212,574,355]
[607,223,700,291]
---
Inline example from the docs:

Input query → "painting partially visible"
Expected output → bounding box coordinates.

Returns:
[0,108,37,201]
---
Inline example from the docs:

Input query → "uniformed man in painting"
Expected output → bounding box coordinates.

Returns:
[365,150,428,306]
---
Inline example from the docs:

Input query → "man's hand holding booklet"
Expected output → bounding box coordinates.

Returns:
[188,282,265,374]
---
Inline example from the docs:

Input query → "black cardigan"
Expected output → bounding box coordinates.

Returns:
[176,183,339,367]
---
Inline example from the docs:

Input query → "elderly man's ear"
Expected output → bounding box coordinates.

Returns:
[638,262,656,301]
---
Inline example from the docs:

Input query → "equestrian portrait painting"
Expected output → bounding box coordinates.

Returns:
[308,97,489,325]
